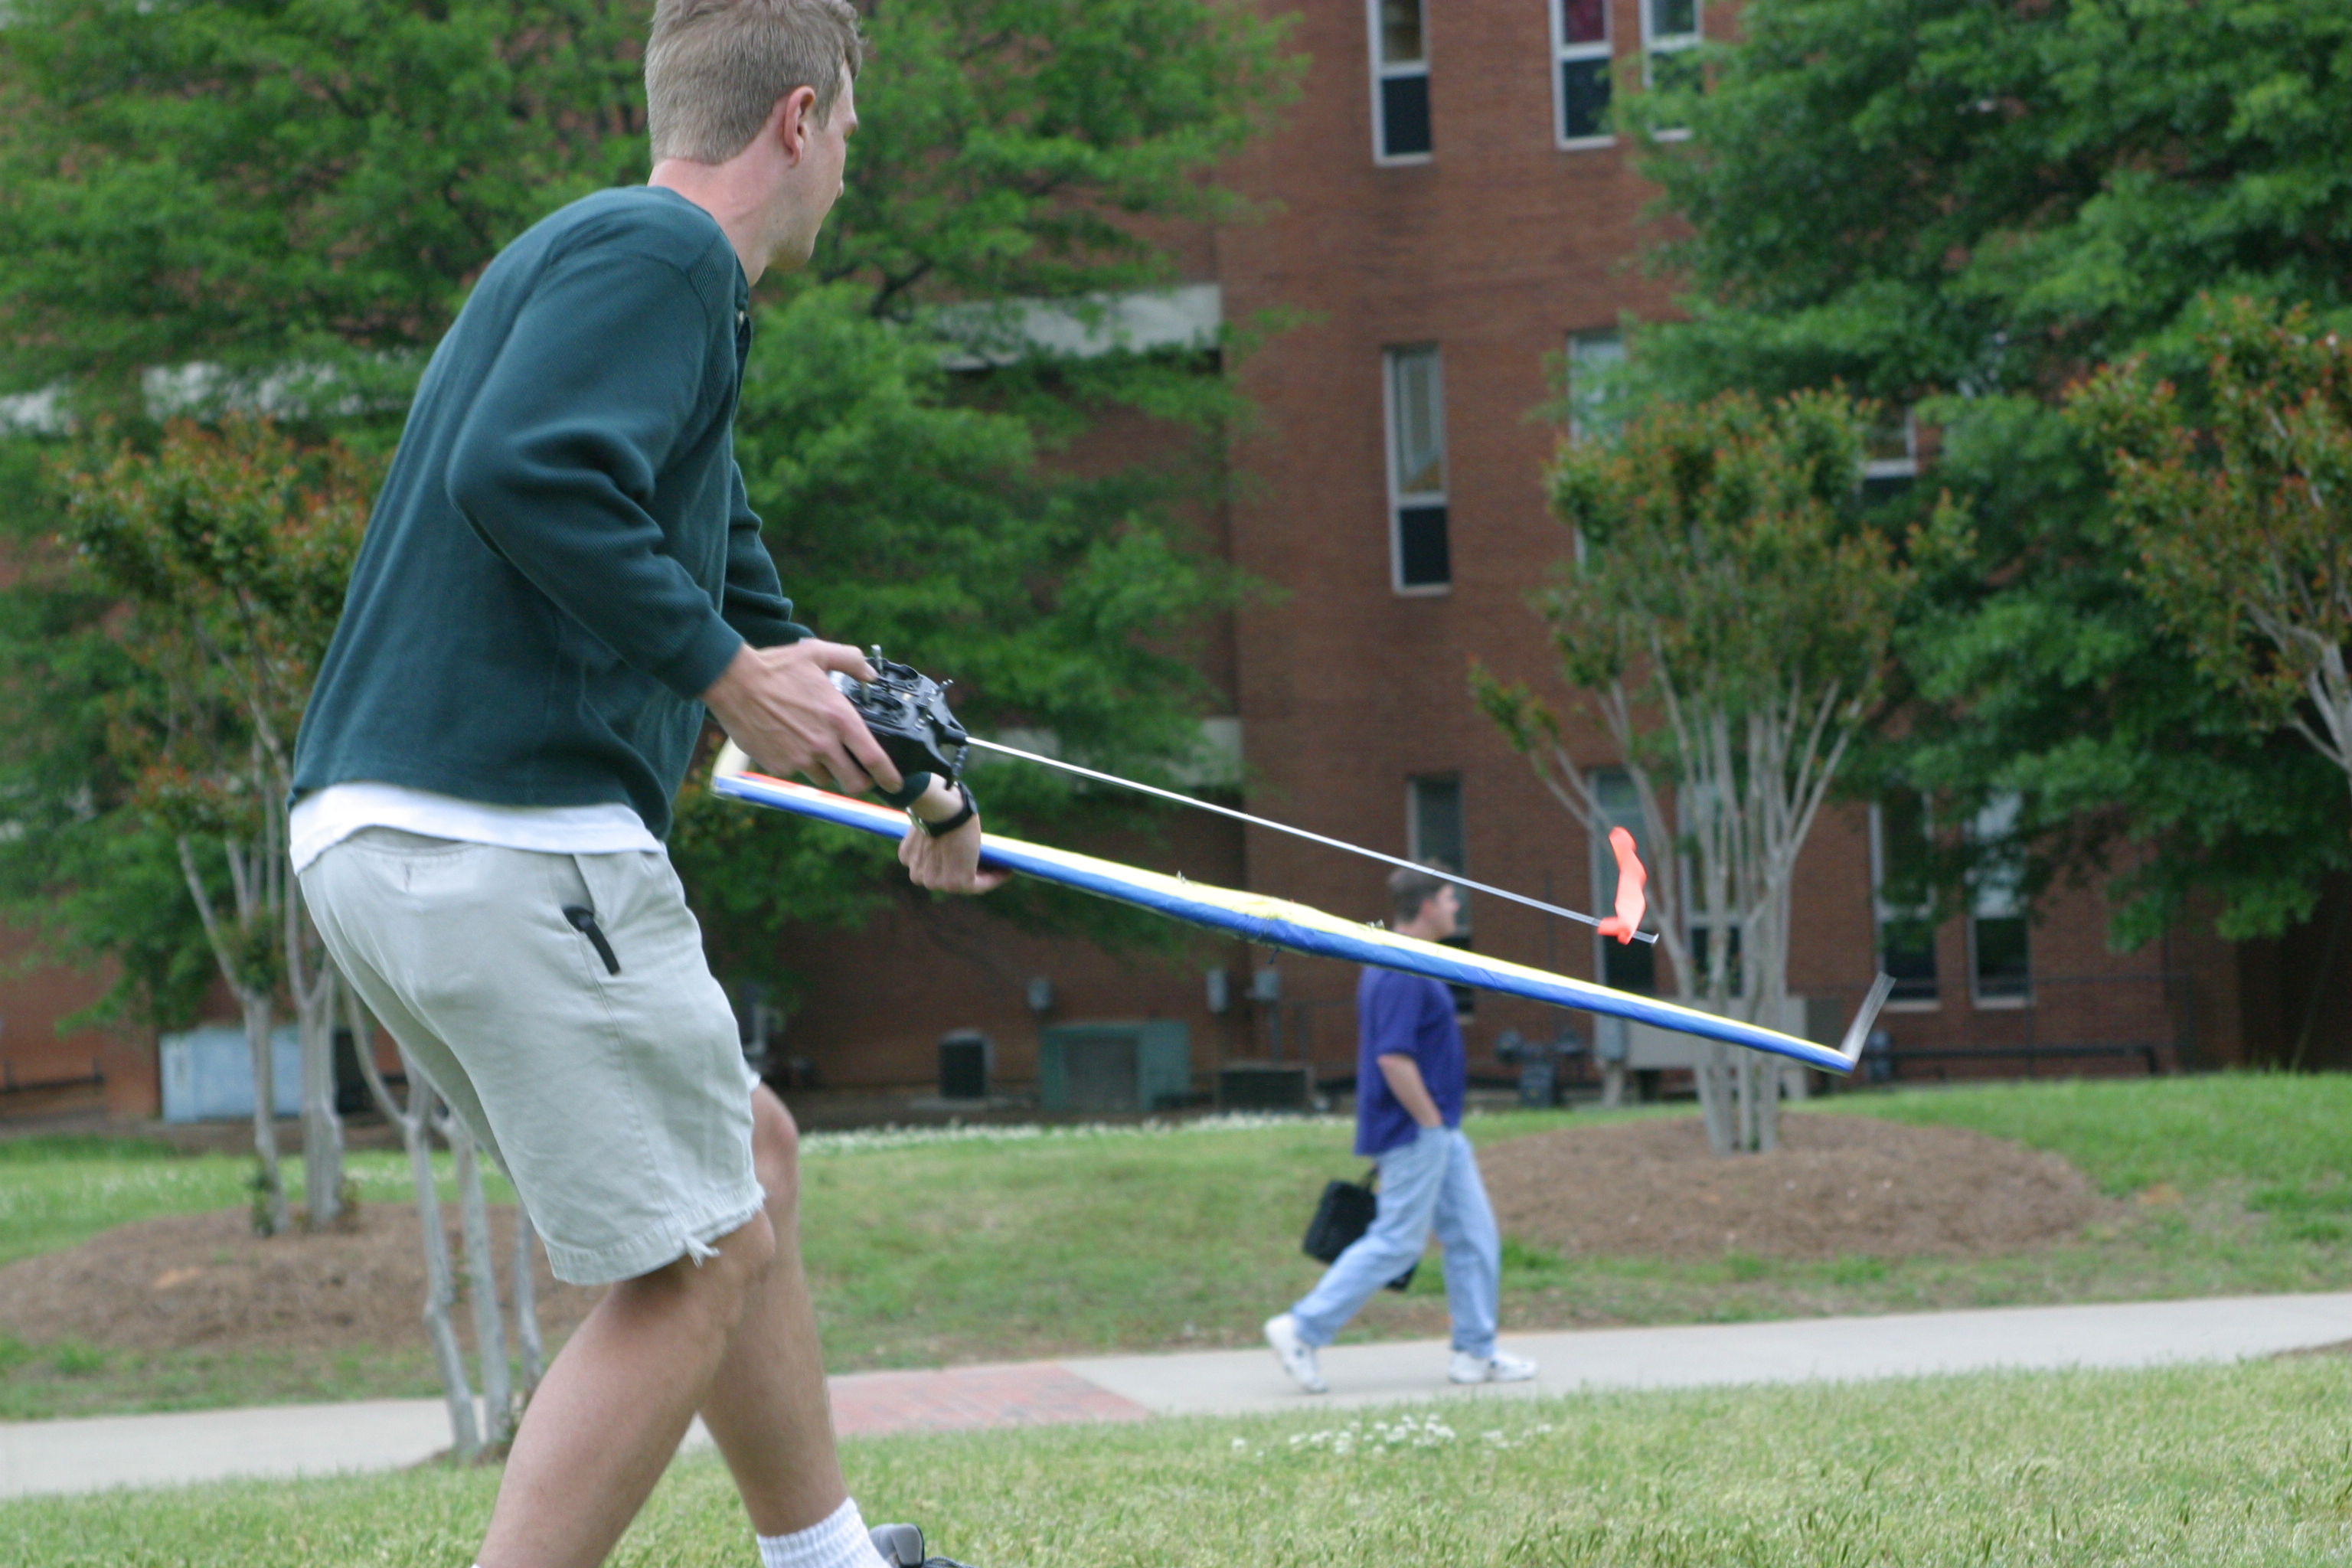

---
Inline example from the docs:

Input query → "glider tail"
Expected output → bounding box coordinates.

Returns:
[1829,972,1899,1070]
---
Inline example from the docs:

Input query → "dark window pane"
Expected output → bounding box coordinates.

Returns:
[1649,0,1697,37]
[1561,57,1612,139]
[1439,933,1476,1014]
[1649,47,1703,99]
[1410,775,1465,875]
[1973,916,2030,1001]
[1380,74,1432,158]
[1861,474,1915,509]
[1879,917,1938,1003]
[1380,0,1425,65]
[1560,0,1606,45]
[1604,931,1655,993]
[1396,503,1449,586]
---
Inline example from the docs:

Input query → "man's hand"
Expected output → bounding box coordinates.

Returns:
[898,776,1009,895]
[1377,1052,1446,1129]
[702,639,901,796]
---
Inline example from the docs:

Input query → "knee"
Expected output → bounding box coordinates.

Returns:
[750,1086,801,1215]
[616,1210,776,1332]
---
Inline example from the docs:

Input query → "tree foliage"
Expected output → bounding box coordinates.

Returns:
[2071,298,2352,809]
[51,417,376,1230]
[1475,390,1907,1153]
[1622,0,2352,942]
[0,0,1299,1013]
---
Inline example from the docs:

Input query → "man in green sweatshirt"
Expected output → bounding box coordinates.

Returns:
[292,4,987,1566]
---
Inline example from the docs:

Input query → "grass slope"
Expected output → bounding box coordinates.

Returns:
[7,1357,2351,1565]
[2,1079,2349,1421]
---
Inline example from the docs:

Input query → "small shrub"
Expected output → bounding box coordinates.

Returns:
[50,1341,109,1377]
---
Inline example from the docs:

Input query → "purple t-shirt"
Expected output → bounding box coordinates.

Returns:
[1354,967,1465,1156]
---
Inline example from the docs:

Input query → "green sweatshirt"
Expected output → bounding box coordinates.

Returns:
[292,187,805,838]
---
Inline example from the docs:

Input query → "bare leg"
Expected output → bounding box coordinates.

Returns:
[476,1211,776,1568]
[699,1086,852,1537]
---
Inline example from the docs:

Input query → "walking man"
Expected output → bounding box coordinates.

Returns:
[292,3,991,1565]
[1264,866,1539,1394]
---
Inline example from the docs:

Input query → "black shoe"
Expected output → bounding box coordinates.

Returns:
[870,1521,978,1568]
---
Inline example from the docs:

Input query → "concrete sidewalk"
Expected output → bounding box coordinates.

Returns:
[5,1290,2347,1500]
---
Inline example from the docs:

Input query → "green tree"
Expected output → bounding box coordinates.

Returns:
[1475,390,1908,1154]
[2071,299,2352,812]
[54,417,375,1230]
[1620,0,2352,944]
[0,0,1299,1015]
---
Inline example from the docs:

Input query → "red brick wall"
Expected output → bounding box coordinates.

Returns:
[0,924,154,1119]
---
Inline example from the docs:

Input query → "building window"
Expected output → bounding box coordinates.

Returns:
[1409,773,1469,924]
[1566,328,1626,445]
[1870,793,1939,1006]
[1553,0,1612,145]
[1591,769,1655,994]
[1385,345,1449,592]
[1368,0,1432,162]
[1410,773,1474,1009]
[1862,409,1919,508]
[1643,0,1702,134]
[1968,794,2031,1006]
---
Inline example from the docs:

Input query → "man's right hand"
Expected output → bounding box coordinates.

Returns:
[702,639,903,797]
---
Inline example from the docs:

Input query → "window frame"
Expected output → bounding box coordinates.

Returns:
[1965,794,2034,1009]
[1365,0,1434,165]
[1589,768,1658,994]
[1868,795,1941,1011]
[1406,773,1471,933]
[1565,327,1626,446]
[1641,0,1702,141]
[1550,0,1615,149]
[1383,343,1451,596]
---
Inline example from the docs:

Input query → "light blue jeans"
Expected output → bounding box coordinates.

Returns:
[1289,1125,1501,1358]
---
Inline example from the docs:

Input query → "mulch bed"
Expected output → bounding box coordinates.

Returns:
[0,1203,603,1354]
[0,1112,2112,1357]
[1479,1111,2114,1262]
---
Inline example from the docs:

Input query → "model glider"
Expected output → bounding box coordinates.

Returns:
[710,747,1892,1074]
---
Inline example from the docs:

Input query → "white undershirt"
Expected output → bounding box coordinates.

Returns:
[289,781,661,875]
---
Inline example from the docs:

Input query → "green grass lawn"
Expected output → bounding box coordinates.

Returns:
[0,1136,518,1269]
[8,1357,2352,1564]
[5,1077,2350,1422]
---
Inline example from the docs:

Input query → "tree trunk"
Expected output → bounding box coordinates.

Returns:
[298,966,345,1229]
[242,991,289,1236]
[413,1087,479,1460]
[1694,1041,1736,1155]
[348,992,478,1460]
[511,1208,544,1402]
[449,1117,514,1449]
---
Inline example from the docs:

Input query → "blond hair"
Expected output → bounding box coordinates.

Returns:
[645,0,864,165]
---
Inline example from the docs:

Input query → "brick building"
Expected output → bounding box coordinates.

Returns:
[764,0,2267,1103]
[0,0,2323,1125]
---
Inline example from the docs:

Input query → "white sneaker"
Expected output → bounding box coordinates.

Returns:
[1264,1313,1328,1394]
[1449,1348,1539,1385]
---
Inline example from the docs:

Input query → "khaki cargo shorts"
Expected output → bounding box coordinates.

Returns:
[302,828,763,1285]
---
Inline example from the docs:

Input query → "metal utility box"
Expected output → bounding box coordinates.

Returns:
[160,1025,300,1123]
[1037,1021,1191,1113]
[1217,1062,1313,1112]
[938,1031,991,1101]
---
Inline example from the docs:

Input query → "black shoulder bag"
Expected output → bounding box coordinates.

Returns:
[1300,1167,1418,1292]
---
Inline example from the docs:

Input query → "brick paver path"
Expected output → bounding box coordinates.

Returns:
[828,1361,1152,1436]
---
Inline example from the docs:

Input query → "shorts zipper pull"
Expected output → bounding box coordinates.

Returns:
[561,905,621,975]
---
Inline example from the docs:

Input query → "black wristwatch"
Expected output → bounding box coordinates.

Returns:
[913,780,976,838]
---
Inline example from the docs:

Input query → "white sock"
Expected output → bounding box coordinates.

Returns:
[758,1496,888,1568]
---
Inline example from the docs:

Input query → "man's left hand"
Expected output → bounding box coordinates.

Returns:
[899,779,1008,894]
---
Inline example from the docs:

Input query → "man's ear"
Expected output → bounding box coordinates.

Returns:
[769,84,818,165]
